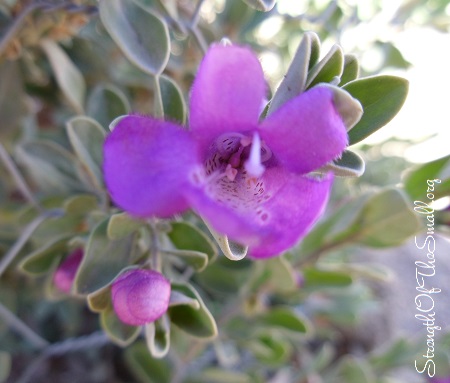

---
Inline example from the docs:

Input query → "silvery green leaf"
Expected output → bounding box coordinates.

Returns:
[241,0,276,11]
[319,150,365,178]
[40,39,85,114]
[86,84,130,130]
[99,0,170,76]
[306,44,344,89]
[159,75,186,124]
[268,32,320,115]
[340,54,359,85]
[66,116,106,189]
[343,75,409,144]
[145,315,170,358]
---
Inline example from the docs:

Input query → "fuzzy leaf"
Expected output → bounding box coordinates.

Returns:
[258,307,310,334]
[74,218,138,294]
[86,84,130,130]
[99,0,170,76]
[107,212,143,240]
[101,306,140,347]
[159,75,186,124]
[320,150,365,178]
[344,76,409,144]
[124,342,172,383]
[168,283,217,339]
[306,45,344,89]
[40,39,85,114]
[168,222,217,261]
[340,54,359,85]
[268,32,319,115]
[145,315,170,358]
[66,116,106,189]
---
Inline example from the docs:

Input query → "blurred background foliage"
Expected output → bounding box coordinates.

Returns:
[0,0,450,382]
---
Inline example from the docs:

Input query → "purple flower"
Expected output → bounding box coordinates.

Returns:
[53,248,84,294]
[104,44,348,258]
[431,377,450,383]
[111,269,171,326]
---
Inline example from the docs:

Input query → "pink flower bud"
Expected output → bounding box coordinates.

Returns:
[111,269,171,326]
[53,248,84,294]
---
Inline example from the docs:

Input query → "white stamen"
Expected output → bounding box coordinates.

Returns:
[245,132,265,178]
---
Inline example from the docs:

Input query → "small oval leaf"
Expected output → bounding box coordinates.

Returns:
[40,39,85,114]
[319,150,365,178]
[145,315,170,359]
[86,84,131,130]
[66,116,106,189]
[99,0,170,76]
[344,75,409,144]
[268,32,319,115]
[168,283,217,339]
[168,222,217,261]
[107,212,144,240]
[74,218,138,294]
[306,44,344,89]
[340,54,359,85]
[159,75,186,124]
[101,306,141,347]
[258,307,310,335]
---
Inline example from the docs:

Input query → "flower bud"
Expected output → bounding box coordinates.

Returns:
[111,269,171,326]
[53,248,84,294]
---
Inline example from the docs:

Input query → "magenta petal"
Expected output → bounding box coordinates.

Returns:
[248,171,333,258]
[111,269,171,326]
[186,166,332,258]
[53,248,84,293]
[103,115,200,218]
[260,86,348,175]
[189,44,266,152]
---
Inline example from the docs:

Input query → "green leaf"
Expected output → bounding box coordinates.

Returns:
[19,235,70,275]
[145,315,170,358]
[318,84,363,130]
[187,369,252,383]
[268,32,319,115]
[87,285,112,313]
[265,257,297,293]
[352,188,421,247]
[99,0,170,76]
[63,194,98,216]
[303,268,353,288]
[404,155,450,200]
[320,150,365,177]
[40,39,85,114]
[124,342,172,383]
[167,222,217,262]
[0,352,11,383]
[169,289,200,309]
[258,307,310,335]
[86,84,130,130]
[196,257,253,295]
[168,283,217,339]
[74,218,138,294]
[340,54,359,85]
[101,306,140,347]
[370,338,422,371]
[107,212,144,240]
[306,44,344,89]
[344,76,409,144]
[241,0,276,11]
[66,116,106,189]
[165,249,208,272]
[159,75,186,124]
[335,356,376,383]
[249,334,292,366]
[15,141,86,194]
